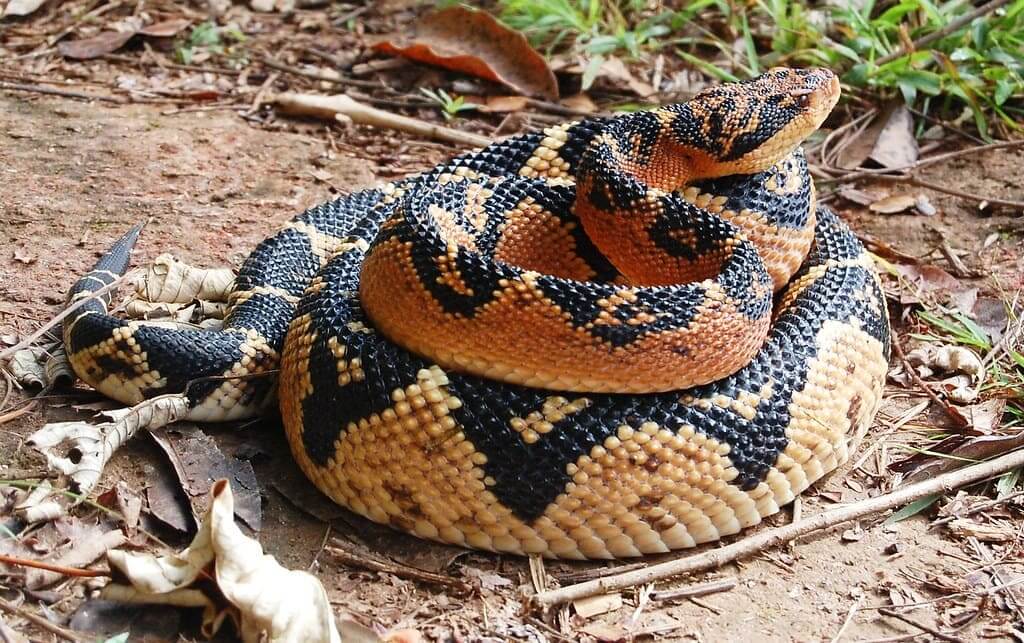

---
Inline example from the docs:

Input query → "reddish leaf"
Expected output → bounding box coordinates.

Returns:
[139,19,190,38]
[372,7,558,100]
[58,30,137,60]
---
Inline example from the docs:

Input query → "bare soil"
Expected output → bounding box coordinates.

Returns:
[2,92,1024,642]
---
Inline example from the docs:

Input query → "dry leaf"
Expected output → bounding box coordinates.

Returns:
[596,56,655,97]
[1,0,46,17]
[372,7,558,100]
[561,93,598,113]
[13,248,36,264]
[870,104,918,169]
[477,95,529,113]
[104,480,341,643]
[869,193,917,214]
[139,18,190,38]
[573,592,623,618]
[58,30,137,60]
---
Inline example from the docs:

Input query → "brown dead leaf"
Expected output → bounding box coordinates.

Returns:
[13,248,35,264]
[561,93,598,113]
[597,55,655,97]
[580,622,629,642]
[58,29,137,60]
[149,424,262,531]
[477,95,529,113]
[372,6,558,100]
[869,193,917,214]
[971,297,1010,342]
[893,262,962,294]
[139,18,190,38]
[836,102,918,170]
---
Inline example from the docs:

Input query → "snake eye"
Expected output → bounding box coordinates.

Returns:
[789,88,813,109]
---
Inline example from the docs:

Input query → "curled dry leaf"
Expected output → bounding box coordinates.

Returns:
[906,345,984,381]
[137,253,235,304]
[372,7,558,100]
[103,480,341,643]
[1,0,46,17]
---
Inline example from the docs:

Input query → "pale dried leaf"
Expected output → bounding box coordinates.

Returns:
[104,480,341,643]
[138,254,235,304]
[869,193,917,214]
[906,345,984,381]
[1,0,46,17]
[26,530,126,589]
[573,592,623,618]
[870,104,918,169]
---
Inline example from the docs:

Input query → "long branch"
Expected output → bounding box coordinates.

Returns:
[530,447,1024,609]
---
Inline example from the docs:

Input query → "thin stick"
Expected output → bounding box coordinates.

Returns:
[272,92,492,147]
[326,541,472,594]
[650,577,737,601]
[0,598,85,642]
[875,0,1012,66]
[0,269,141,362]
[260,55,381,90]
[886,174,1024,209]
[530,447,1024,609]
[830,596,864,643]
[0,81,124,104]
[878,608,964,642]
[0,553,109,578]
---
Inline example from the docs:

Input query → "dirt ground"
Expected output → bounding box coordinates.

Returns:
[2,90,1024,641]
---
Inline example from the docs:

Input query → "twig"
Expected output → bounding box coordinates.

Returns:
[931,489,1024,527]
[530,446,1024,609]
[326,541,472,594]
[868,174,1024,210]
[0,81,124,104]
[891,334,969,429]
[272,92,492,147]
[0,598,85,642]
[260,55,382,89]
[0,553,109,578]
[650,577,736,601]
[875,0,1013,66]
[554,561,646,584]
[831,596,864,643]
[878,608,964,642]
[0,269,141,362]
[0,400,37,426]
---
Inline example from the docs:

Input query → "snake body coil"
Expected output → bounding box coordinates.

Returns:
[64,68,890,559]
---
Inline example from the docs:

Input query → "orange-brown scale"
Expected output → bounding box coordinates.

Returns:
[360,235,769,393]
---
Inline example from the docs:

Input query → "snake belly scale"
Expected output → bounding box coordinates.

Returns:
[63,68,890,559]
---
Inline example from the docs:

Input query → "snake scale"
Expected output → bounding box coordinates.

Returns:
[64,68,890,559]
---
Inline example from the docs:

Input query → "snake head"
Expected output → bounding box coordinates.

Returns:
[671,67,840,178]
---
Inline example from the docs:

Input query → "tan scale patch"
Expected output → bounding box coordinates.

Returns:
[509,396,592,445]
[427,204,477,252]
[278,313,316,444]
[327,336,365,387]
[518,122,574,180]
[285,220,365,267]
[66,323,167,405]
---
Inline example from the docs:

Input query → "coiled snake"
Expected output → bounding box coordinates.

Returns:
[64,68,890,559]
